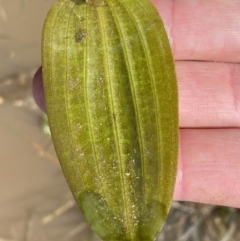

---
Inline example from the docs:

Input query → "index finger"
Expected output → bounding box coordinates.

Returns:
[152,0,240,63]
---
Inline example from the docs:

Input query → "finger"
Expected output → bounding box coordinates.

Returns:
[176,61,240,128]
[32,67,46,112]
[174,128,240,208]
[33,62,240,127]
[152,0,240,62]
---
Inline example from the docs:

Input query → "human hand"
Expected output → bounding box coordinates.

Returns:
[33,0,240,208]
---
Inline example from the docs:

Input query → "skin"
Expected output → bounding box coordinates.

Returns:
[33,0,240,208]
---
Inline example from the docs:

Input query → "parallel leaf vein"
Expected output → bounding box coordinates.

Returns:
[121,0,161,200]
[108,0,145,206]
[84,5,103,193]
[65,3,86,189]
[98,4,128,225]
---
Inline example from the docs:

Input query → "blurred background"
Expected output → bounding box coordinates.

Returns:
[0,1,239,241]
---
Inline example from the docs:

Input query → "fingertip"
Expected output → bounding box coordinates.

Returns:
[32,66,46,113]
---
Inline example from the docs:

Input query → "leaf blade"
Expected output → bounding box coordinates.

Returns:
[42,0,178,240]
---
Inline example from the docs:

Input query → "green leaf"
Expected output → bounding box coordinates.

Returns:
[42,0,178,240]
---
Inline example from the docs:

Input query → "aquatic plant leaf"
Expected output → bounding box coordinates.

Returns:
[42,0,178,240]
